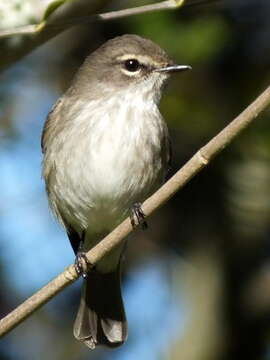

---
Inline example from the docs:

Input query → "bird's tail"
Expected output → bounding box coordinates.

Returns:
[73,266,127,349]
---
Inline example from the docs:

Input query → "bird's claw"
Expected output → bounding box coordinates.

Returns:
[75,252,91,279]
[130,202,148,230]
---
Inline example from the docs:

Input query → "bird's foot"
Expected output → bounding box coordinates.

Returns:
[130,202,148,230]
[75,252,91,279]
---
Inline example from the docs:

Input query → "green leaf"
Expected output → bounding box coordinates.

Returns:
[42,0,72,21]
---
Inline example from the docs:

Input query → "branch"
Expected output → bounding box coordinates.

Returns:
[0,84,269,337]
[0,0,185,72]
[0,0,111,72]
[0,0,223,39]
[0,0,184,39]
[0,0,221,71]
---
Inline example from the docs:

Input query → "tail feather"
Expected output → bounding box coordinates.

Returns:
[73,267,127,349]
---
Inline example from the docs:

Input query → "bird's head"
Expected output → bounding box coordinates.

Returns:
[73,34,191,103]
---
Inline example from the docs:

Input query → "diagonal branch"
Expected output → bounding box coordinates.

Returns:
[0,1,183,39]
[0,0,110,72]
[0,0,222,40]
[0,0,185,72]
[0,84,269,338]
[0,0,222,72]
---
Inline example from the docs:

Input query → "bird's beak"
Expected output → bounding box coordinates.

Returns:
[155,64,192,73]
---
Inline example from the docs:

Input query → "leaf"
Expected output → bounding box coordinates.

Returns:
[42,0,73,21]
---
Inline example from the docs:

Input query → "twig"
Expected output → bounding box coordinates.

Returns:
[184,0,221,7]
[0,84,269,338]
[0,0,224,71]
[0,0,224,39]
[0,1,183,39]
[0,0,186,72]
[0,25,37,38]
[0,0,111,72]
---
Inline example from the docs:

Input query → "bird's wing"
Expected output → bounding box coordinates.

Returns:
[41,97,83,254]
[161,124,172,181]
[65,222,83,254]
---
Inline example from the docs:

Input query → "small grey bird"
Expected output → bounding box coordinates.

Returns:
[41,34,190,349]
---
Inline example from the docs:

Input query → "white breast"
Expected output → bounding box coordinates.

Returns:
[46,90,169,234]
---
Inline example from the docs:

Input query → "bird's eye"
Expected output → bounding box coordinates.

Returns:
[124,59,140,72]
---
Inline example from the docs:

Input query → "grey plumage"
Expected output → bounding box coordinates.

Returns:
[74,266,127,348]
[42,34,190,349]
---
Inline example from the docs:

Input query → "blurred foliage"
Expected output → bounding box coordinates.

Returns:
[0,0,270,359]
[125,12,230,62]
[0,0,44,29]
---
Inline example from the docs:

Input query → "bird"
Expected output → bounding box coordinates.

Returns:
[41,34,191,349]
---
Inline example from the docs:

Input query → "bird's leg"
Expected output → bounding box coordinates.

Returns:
[130,202,148,230]
[75,252,90,279]
[75,231,91,279]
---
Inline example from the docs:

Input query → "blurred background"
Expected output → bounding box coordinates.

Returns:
[0,0,270,359]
